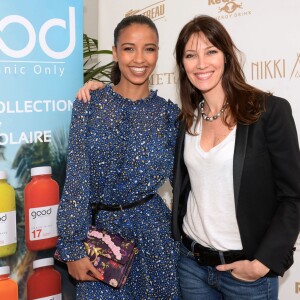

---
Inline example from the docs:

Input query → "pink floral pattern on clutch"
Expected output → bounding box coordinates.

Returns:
[54,226,137,289]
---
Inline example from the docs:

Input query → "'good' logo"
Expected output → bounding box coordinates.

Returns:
[0,7,76,59]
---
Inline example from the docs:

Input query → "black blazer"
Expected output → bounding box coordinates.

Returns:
[172,95,300,276]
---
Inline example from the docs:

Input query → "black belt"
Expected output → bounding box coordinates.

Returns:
[182,233,246,266]
[182,233,277,277]
[91,194,154,212]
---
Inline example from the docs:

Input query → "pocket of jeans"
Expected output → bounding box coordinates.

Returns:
[229,270,264,284]
[179,241,194,259]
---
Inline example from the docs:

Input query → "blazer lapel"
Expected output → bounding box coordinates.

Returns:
[174,121,186,173]
[172,121,186,240]
[173,120,186,200]
[233,123,248,208]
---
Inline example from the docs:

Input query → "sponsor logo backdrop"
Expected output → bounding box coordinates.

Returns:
[98,0,300,299]
[0,1,82,298]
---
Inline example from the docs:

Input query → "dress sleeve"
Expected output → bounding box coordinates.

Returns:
[56,98,92,261]
[166,100,181,188]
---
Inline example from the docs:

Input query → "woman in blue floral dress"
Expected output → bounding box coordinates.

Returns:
[57,15,181,299]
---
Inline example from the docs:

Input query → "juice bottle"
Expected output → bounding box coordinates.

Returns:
[24,166,59,251]
[0,266,18,300]
[27,257,62,300]
[0,170,17,257]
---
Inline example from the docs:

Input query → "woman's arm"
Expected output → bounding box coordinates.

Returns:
[56,99,102,280]
[217,96,300,278]
[252,97,300,275]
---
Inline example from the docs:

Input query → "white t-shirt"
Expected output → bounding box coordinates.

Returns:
[182,118,243,251]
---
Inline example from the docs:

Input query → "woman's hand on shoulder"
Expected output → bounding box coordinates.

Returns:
[76,80,105,103]
[66,256,103,281]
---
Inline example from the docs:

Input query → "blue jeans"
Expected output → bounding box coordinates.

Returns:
[178,242,278,300]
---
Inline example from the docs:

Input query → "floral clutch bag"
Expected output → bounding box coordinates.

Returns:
[54,226,137,289]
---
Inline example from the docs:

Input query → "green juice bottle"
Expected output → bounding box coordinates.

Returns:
[0,171,17,257]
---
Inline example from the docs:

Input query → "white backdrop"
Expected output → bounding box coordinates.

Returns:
[97,0,300,298]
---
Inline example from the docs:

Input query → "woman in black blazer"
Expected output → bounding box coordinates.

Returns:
[76,15,300,300]
[172,15,300,300]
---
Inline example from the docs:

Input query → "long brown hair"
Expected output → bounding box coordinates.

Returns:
[175,15,269,133]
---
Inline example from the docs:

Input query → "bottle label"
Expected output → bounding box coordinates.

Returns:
[29,204,58,241]
[0,210,17,245]
[34,294,62,300]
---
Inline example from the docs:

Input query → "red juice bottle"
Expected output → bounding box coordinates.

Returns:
[0,266,18,300]
[24,166,59,251]
[27,257,62,300]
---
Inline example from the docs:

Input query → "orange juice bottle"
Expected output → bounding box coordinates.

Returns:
[24,166,59,251]
[0,170,17,257]
[27,257,62,300]
[0,266,18,300]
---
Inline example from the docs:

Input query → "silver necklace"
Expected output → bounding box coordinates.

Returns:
[200,99,228,122]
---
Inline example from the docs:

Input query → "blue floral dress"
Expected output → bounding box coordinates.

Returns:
[57,85,181,299]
